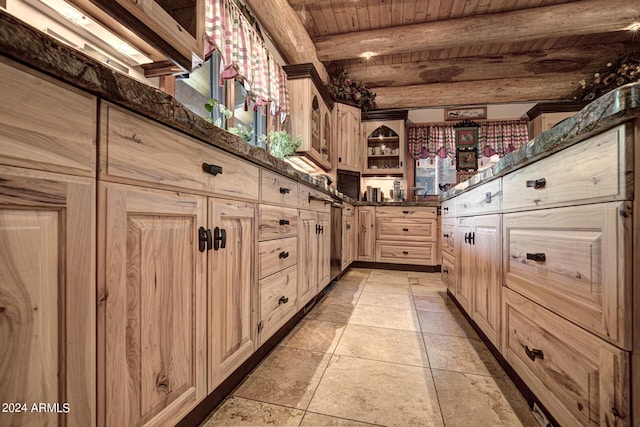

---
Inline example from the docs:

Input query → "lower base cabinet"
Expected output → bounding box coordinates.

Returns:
[297,210,330,309]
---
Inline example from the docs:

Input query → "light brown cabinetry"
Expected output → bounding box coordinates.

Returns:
[298,205,331,309]
[374,206,437,265]
[528,111,576,139]
[341,203,356,269]
[98,182,207,427]
[356,206,375,261]
[334,102,361,171]
[363,120,405,176]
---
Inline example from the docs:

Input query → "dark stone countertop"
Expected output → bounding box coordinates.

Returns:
[355,201,439,207]
[440,82,640,200]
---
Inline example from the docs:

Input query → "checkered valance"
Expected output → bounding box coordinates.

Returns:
[205,0,289,119]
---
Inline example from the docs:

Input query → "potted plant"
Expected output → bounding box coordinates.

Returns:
[267,130,301,160]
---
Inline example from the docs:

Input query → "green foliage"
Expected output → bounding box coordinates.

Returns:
[267,130,302,160]
[228,124,255,143]
[204,98,233,127]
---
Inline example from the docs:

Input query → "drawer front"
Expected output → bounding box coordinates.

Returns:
[441,199,455,218]
[503,288,630,426]
[259,205,298,240]
[0,59,96,177]
[343,203,355,217]
[260,169,299,207]
[102,104,259,200]
[441,251,455,290]
[455,179,501,216]
[299,185,331,212]
[503,125,629,211]
[375,242,437,265]
[441,218,455,255]
[376,218,437,242]
[503,202,631,349]
[260,265,297,343]
[259,236,297,279]
[376,206,437,219]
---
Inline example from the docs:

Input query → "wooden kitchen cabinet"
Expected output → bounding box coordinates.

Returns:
[334,102,361,171]
[363,120,406,176]
[356,206,375,261]
[298,209,331,308]
[341,203,356,270]
[98,182,207,427]
[208,199,257,390]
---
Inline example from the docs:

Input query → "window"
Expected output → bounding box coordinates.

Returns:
[415,156,456,196]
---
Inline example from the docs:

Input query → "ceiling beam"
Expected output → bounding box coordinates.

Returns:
[245,0,329,82]
[372,75,580,110]
[346,44,632,88]
[314,0,640,62]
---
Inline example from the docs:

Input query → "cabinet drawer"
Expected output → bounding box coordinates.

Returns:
[503,202,631,349]
[441,251,455,289]
[441,199,455,218]
[260,265,297,343]
[503,288,630,426]
[375,242,437,265]
[343,203,355,217]
[375,206,437,219]
[259,205,298,240]
[259,236,297,279]
[299,185,332,212]
[260,169,299,207]
[455,179,501,216]
[101,104,259,200]
[441,218,455,255]
[376,218,436,242]
[502,125,630,211]
[0,59,96,177]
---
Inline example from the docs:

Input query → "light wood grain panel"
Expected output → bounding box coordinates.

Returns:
[375,241,436,265]
[99,182,207,426]
[633,118,640,427]
[299,185,332,212]
[259,236,297,279]
[259,205,298,241]
[441,218,455,256]
[297,209,318,308]
[503,288,630,426]
[503,202,632,349]
[334,103,361,172]
[441,198,455,218]
[441,251,455,291]
[454,217,473,312]
[455,179,502,216]
[503,124,630,211]
[376,218,437,242]
[0,58,96,177]
[375,206,436,219]
[317,211,331,287]
[259,265,297,344]
[208,199,257,390]
[357,206,375,261]
[100,103,259,200]
[0,166,95,427]
[260,169,299,207]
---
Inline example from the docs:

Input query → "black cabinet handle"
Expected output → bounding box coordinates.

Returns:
[402,228,409,232]
[443,233,449,238]
[213,227,226,250]
[443,268,449,274]
[279,187,290,194]
[526,252,546,262]
[526,178,546,189]
[320,225,324,233]
[443,207,449,212]
[469,232,475,245]
[316,224,320,234]
[338,156,342,162]
[279,219,290,226]
[198,227,212,252]
[485,192,492,203]
[346,224,351,230]
[202,162,223,176]
[402,210,410,214]
[402,251,409,255]
[279,251,289,259]
[525,345,544,361]
[278,296,289,305]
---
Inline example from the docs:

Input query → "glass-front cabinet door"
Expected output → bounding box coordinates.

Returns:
[363,120,405,176]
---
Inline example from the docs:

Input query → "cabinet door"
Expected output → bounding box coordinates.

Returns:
[317,211,332,289]
[0,166,95,427]
[336,103,361,171]
[99,182,207,427]
[208,199,257,390]
[454,217,473,311]
[357,207,375,261]
[349,216,357,265]
[471,215,501,347]
[298,209,318,307]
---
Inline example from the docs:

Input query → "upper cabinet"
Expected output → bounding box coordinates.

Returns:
[363,120,405,176]
[334,102,361,171]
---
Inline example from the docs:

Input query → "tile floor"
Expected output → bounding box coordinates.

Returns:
[201,269,539,427]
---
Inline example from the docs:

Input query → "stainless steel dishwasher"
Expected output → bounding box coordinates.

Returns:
[329,197,343,281]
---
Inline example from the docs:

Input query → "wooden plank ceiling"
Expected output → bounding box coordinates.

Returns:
[285,0,640,109]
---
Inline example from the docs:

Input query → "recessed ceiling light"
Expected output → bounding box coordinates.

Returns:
[362,52,375,60]
[627,21,640,31]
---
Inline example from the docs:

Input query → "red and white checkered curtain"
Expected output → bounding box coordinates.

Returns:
[478,120,529,157]
[205,0,289,119]
[408,124,455,159]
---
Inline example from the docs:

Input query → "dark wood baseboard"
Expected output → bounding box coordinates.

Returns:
[351,261,441,272]
[446,289,559,427]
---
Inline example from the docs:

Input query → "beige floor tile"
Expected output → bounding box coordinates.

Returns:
[416,310,478,339]
[279,318,346,353]
[306,300,354,323]
[335,324,429,367]
[357,290,414,310]
[423,334,506,377]
[323,286,363,305]
[234,347,332,410]
[200,396,304,426]
[300,412,383,426]
[432,370,538,427]
[349,304,421,331]
[363,281,412,295]
[413,292,459,313]
[308,355,444,426]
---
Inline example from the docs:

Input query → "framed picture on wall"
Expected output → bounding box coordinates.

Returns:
[455,127,479,149]
[456,149,477,170]
[445,106,487,121]
[456,171,477,183]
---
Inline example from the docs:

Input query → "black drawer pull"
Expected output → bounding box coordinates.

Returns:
[443,207,449,212]
[346,224,351,230]
[278,296,289,305]
[443,268,449,274]
[485,192,492,203]
[213,227,226,250]
[279,251,289,259]
[279,187,290,194]
[526,178,546,189]
[402,210,410,214]
[198,227,212,252]
[402,251,409,255]
[443,233,449,238]
[279,219,290,226]
[202,162,223,176]
[526,252,546,262]
[319,225,324,233]
[402,228,409,232]
[525,346,544,361]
